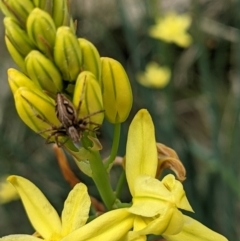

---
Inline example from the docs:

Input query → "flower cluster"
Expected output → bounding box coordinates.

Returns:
[0,1,228,241]
[2,0,133,152]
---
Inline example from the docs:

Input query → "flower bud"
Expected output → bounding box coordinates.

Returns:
[78,38,101,80]
[73,71,104,129]
[14,87,60,138]
[5,35,26,72]
[4,17,35,57]
[54,26,82,81]
[32,0,50,11]
[8,68,37,94]
[27,8,56,58]
[100,57,133,123]
[0,0,34,27]
[25,50,63,94]
[52,0,71,27]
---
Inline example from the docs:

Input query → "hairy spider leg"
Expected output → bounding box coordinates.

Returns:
[45,129,69,147]
[75,75,87,117]
[22,95,68,146]
[22,95,58,128]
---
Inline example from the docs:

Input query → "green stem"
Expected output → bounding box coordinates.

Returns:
[105,123,121,170]
[115,171,126,199]
[88,150,116,210]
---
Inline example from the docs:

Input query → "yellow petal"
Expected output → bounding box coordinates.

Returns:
[61,208,134,241]
[126,109,158,196]
[0,175,19,204]
[61,183,91,236]
[0,235,42,241]
[162,175,193,212]
[7,176,61,239]
[138,208,184,236]
[128,175,172,217]
[163,215,228,241]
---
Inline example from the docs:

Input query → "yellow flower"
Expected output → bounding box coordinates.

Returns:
[136,62,171,88]
[0,176,134,241]
[0,176,19,204]
[124,109,228,240]
[149,12,192,47]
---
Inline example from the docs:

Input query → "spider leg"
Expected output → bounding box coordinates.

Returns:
[76,75,87,117]
[79,124,98,133]
[85,120,101,126]
[55,133,69,147]
[44,130,68,147]
[22,95,56,127]
[45,131,56,144]
[38,127,56,134]
[81,109,105,120]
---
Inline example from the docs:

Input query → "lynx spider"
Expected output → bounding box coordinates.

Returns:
[27,78,103,147]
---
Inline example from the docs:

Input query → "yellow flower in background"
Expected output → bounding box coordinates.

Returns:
[137,62,171,88]
[0,176,19,204]
[149,12,192,47]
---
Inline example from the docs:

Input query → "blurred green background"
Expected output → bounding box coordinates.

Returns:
[0,0,239,240]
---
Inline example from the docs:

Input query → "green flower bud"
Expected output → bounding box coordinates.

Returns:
[100,57,133,123]
[4,17,35,57]
[27,8,56,58]
[52,0,71,28]
[32,0,46,8]
[78,38,101,80]
[54,26,82,81]
[0,0,34,27]
[8,68,37,94]
[5,35,26,72]
[73,71,104,129]
[25,50,63,94]
[14,87,60,138]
